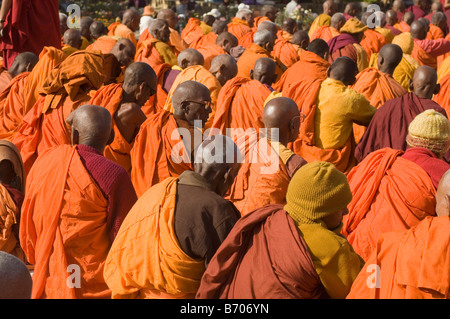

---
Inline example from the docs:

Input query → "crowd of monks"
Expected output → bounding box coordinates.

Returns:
[0,0,450,300]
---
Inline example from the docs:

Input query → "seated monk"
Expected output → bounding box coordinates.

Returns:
[0,52,38,94]
[200,14,215,34]
[105,135,241,299]
[12,51,105,175]
[427,12,447,40]
[343,109,450,262]
[328,18,369,72]
[102,38,136,85]
[351,44,407,142]
[156,9,188,53]
[227,9,254,41]
[372,11,395,44]
[225,96,308,216]
[434,73,450,114]
[79,17,94,50]
[343,2,361,20]
[236,29,286,82]
[211,57,278,136]
[239,19,280,49]
[19,104,138,299]
[280,18,298,42]
[190,20,228,50]
[181,17,208,47]
[163,54,238,130]
[273,30,309,68]
[355,66,448,163]
[253,4,278,29]
[308,0,338,39]
[196,161,364,299]
[86,21,119,54]
[410,19,450,70]
[397,11,415,32]
[0,140,26,262]
[109,9,140,46]
[62,29,82,56]
[347,169,450,299]
[131,81,212,197]
[89,62,158,173]
[311,12,345,43]
[135,19,178,70]
[196,32,238,70]
[385,10,402,36]
[0,251,32,299]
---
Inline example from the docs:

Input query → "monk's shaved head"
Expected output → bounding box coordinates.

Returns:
[0,251,32,299]
[261,5,277,22]
[122,9,141,32]
[80,16,94,41]
[209,54,238,86]
[344,2,361,17]
[291,30,310,49]
[330,12,346,30]
[193,134,241,197]
[377,44,403,76]
[436,169,450,216]
[157,8,178,29]
[212,20,228,34]
[67,104,113,153]
[89,21,108,40]
[203,14,216,26]
[236,9,254,28]
[123,62,157,105]
[263,96,301,145]
[109,38,136,67]
[307,38,329,61]
[418,17,430,31]
[386,10,398,26]
[403,11,415,25]
[432,12,447,31]
[282,18,298,34]
[216,32,238,53]
[63,28,82,49]
[149,18,171,43]
[393,0,406,11]
[60,13,68,35]
[253,29,276,52]
[172,81,212,127]
[250,57,277,86]
[8,51,39,77]
[323,0,338,16]
[409,65,440,99]
[410,20,429,40]
[177,48,205,69]
[328,56,358,86]
[257,20,278,37]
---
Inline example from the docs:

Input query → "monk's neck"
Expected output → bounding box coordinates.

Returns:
[121,91,137,104]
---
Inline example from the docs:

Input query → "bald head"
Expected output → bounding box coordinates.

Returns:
[436,169,450,216]
[0,252,32,299]
[432,12,447,31]
[410,65,440,99]
[253,29,276,52]
[307,38,329,61]
[386,10,398,26]
[260,5,277,22]
[257,20,278,38]
[80,16,94,41]
[172,81,212,127]
[177,48,205,69]
[8,51,39,77]
[328,56,358,86]
[209,54,238,86]
[330,12,346,30]
[323,0,338,16]
[410,19,428,39]
[403,11,415,25]
[212,20,228,34]
[157,8,178,29]
[263,97,301,145]
[123,9,141,32]
[377,44,403,75]
[89,21,108,41]
[236,9,254,28]
[216,32,238,53]
[60,13,68,35]
[109,38,136,67]
[203,14,216,26]
[418,17,430,31]
[63,28,82,49]
[123,62,157,106]
[291,30,310,50]
[250,57,277,86]
[282,18,298,35]
[149,18,171,43]
[344,3,361,17]
[393,0,405,11]
[193,134,241,197]
[67,104,113,153]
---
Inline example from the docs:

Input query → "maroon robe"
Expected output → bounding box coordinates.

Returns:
[355,92,448,163]
[195,204,328,299]
[385,24,402,36]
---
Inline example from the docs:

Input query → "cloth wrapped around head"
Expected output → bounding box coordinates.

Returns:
[339,18,368,34]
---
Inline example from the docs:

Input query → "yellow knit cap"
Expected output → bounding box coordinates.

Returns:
[283,161,352,225]
[340,18,368,35]
[406,109,450,156]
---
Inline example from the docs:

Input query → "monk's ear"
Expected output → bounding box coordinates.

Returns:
[327,66,331,77]
[71,128,79,146]
[106,128,115,146]
[408,79,414,92]
[180,58,188,70]
[249,69,254,80]
[434,83,441,95]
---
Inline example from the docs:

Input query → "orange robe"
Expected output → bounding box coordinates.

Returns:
[181,18,205,46]
[0,68,13,93]
[135,38,173,71]
[347,216,450,299]
[342,148,436,262]
[311,25,340,43]
[437,33,450,70]
[104,177,205,299]
[109,23,137,46]
[195,43,227,70]
[227,17,252,41]
[308,14,331,39]
[89,83,133,173]
[141,63,172,117]
[189,31,218,49]
[272,37,302,68]
[0,72,30,141]
[397,21,411,33]
[360,29,387,62]
[427,24,445,40]
[236,43,286,82]
[169,27,188,53]
[238,30,255,49]
[12,51,104,175]
[163,65,222,130]
[211,77,272,135]
[351,68,407,143]
[19,144,112,299]
[85,36,118,54]
[130,111,193,197]
[433,74,450,114]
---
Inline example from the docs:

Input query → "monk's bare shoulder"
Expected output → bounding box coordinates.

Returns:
[114,102,147,143]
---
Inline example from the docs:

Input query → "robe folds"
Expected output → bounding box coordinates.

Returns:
[135,38,177,71]
[130,111,192,197]
[227,17,252,41]
[85,36,119,54]
[141,63,172,117]
[109,23,137,46]
[272,37,302,68]
[195,204,328,299]
[0,69,13,94]
[104,177,206,299]
[342,148,437,262]
[311,25,340,43]
[20,145,113,299]
[189,31,218,50]
[433,74,450,114]
[308,14,331,40]
[347,216,450,299]
[360,29,387,62]
[195,43,227,70]
[181,18,206,46]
